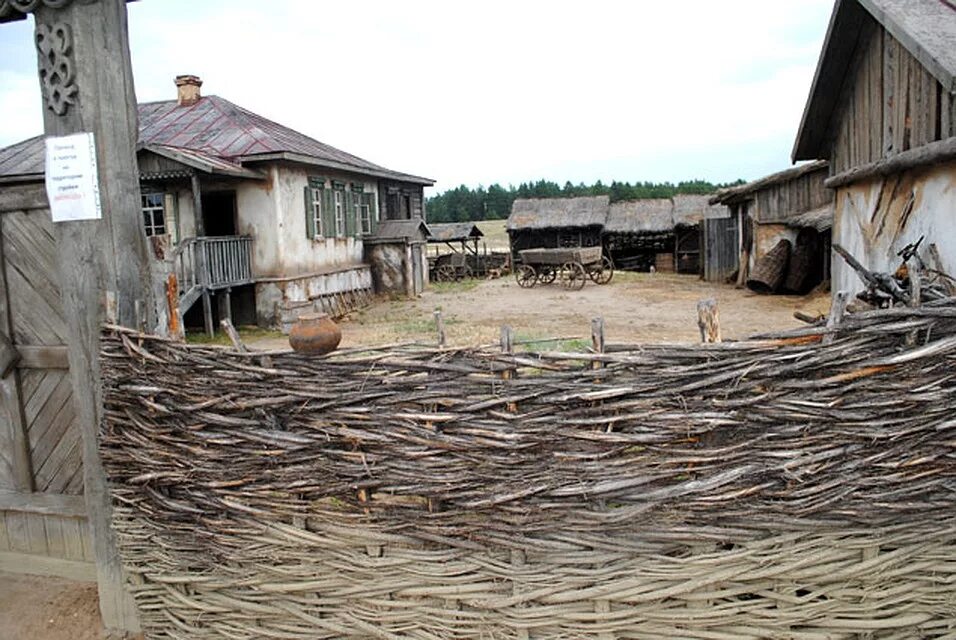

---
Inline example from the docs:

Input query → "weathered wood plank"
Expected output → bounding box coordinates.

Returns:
[0,216,34,492]
[0,550,96,581]
[61,517,85,562]
[0,490,87,517]
[43,515,66,558]
[25,512,47,555]
[0,184,48,213]
[0,510,8,550]
[5,511,30,552]
[18,346,69,369]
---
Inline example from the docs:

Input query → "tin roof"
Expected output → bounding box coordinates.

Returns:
[0,95,434,185]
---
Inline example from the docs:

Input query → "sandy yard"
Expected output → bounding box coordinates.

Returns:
[253,271,831,350]
[0,572,115,640]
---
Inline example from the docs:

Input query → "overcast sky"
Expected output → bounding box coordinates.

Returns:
[0,0,834,193]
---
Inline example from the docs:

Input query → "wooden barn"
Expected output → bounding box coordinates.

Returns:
[507,196,609,260]
[603,196,711,274]
[793,0,956,296]
[710,161,833,293]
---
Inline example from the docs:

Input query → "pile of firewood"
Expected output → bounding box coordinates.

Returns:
[834,237,956,308]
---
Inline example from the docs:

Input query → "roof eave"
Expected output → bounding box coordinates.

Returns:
[141,144,267,180]
[239,152,435,186]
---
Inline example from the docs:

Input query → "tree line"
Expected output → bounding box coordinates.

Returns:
[425,178,744,223]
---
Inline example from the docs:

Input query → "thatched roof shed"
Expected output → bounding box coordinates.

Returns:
[672,195,726,226]
[427,223,483,243]
[507,196,610,231]
[709,161,829,206]
[604,199,673,234]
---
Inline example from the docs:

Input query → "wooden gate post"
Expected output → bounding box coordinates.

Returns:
[2,0,153,634]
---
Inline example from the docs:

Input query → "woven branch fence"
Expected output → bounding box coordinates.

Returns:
[101,301,956,639]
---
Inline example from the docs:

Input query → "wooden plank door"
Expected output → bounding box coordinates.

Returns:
[0,184,92,573]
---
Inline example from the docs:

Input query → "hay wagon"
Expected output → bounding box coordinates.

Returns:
[515,246,613,290]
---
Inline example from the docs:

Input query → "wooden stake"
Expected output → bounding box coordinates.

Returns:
[590,317,605,370]
[434,310,446,348]
[697,299,721,343]
[823,290,849,345]
[220,319,248,353]
[500,326,517,412]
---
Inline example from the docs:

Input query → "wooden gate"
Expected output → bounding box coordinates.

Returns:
[0,183,93,579]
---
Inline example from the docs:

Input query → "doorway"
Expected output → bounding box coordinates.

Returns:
[201,191,237,236]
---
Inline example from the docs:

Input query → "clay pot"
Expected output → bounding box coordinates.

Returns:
[289,312,341,355]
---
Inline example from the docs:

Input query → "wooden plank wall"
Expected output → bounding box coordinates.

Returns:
[754,169,831,224]
[0,183,94,578]
[830,22,952,174]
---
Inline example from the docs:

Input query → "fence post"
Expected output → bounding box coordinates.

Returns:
[434,310,447,347]
[823,290,849,345]
[591,317,605,369]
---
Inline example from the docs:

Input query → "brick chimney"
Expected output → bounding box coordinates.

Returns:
[175,75,203,107]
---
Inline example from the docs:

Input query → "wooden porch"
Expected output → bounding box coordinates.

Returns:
[170,235,254,336]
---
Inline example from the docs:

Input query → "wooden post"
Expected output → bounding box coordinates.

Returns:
[12,0,150,632]
[823,290,849,345]
[696,298,721,343]
[191,172,205,237]
[500,326,516,412]
[434,309,446,347]
[202,289,215,338]
[219,318,247,353]
[218,288,232,325]
[590,317,605,370]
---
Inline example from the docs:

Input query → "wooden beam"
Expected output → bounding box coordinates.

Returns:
[0,550,96,581]
[0,184,50,212]
[0,490,87,518]
[18,346,69,369]
[825,135,956,188]
[31,0,148,632]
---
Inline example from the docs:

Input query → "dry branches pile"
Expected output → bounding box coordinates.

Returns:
[101,301,956,639]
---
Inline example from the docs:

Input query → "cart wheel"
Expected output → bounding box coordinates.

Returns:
[516,265,538,288]
[455,266,473,282]
[537,266,557,284]
[588,257,615,285]
[435,265,455,282]
[561,262,587,290]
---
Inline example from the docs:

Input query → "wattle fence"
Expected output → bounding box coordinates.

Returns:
[100,302,956,639]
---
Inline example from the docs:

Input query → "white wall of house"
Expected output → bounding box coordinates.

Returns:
[833,160,956,296]
[276,165,378,275]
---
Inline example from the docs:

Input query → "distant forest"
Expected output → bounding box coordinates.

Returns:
[425,178,745,223]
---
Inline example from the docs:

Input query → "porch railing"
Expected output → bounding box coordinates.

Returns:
[171,236,254,307]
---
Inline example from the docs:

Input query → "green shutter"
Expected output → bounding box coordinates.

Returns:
[346,190,357,237]
[304,186,315,239]
[322,189,334,238]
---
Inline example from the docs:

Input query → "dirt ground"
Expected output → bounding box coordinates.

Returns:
[0,572,106,640]
[254,272,830,350]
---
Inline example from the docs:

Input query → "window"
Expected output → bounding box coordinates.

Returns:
[310,186,324,237]
[357,200,372,234]
[334,190,345,237]
[141,193,166,236]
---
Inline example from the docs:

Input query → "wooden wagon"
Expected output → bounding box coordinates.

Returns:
[515,246,614,290]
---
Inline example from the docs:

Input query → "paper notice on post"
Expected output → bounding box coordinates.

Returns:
[45,132,102,222]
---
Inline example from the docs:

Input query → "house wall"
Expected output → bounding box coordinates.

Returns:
[751,169,831,223]
[832,159,956,295]
[827,21,955,175]
[754,224,798,262]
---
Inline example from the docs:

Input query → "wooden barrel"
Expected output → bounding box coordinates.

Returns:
[747,239,791,294]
